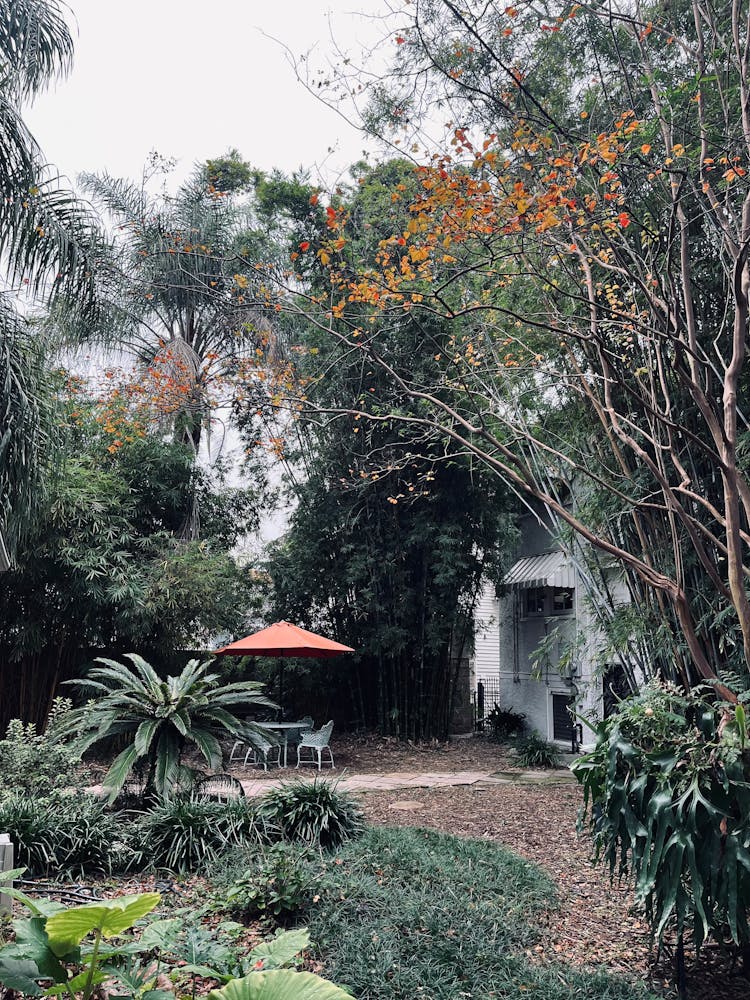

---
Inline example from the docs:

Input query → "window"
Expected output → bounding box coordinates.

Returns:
[523,587,546,616]
[521,586,574,617]
[551,588,574,613]
[552,693,575,741]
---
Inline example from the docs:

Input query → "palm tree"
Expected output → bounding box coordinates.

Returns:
[62,653,276,801]
[0,0,103,566]
[79,156,273,456]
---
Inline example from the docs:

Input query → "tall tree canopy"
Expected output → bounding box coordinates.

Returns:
[280,0,750,695]
[243,161,518,739]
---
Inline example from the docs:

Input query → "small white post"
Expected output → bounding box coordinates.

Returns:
[0,833,14,913]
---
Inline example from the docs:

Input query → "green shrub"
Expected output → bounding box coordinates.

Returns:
[137,796,275,871]
[0,699,87,802]
[0,792,118,876]
[226,842,312,922]
[61,653,273,801]
[513,732,560,768]
[574,681,750,965]
[255,779,365,850]
[485,703,526,740]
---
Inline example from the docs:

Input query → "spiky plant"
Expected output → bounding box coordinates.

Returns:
[62,653,275,801]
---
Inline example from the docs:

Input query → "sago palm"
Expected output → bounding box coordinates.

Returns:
[63,653,275,801]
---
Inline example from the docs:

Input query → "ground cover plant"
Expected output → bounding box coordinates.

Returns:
[232,826,657,1000]
[513,733,561,769]
[254,780,365,850]
[0,794,119,878]
[137,796,274,873]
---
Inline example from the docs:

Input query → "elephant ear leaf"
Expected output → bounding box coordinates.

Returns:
[0,956,45,995]
[208,970,353,1000]
[248,929,310,969]
[45,894,161,955]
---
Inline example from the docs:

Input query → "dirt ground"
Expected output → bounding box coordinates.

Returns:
[225,731,522,780]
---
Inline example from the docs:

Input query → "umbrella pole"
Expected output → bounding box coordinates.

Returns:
[278,658,284,720]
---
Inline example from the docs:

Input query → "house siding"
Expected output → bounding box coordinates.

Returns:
[472,506,606,747]
[473,581,501,685]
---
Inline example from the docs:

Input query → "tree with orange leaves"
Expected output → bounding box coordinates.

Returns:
[284,0,750,698]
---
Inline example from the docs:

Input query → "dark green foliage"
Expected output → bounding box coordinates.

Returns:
[137,797,273,872]
[299,826,653,1000]
[255,780,365,850]
[226,843,312,921]
[574,682,750,954]
[486,703,526,741]
[513,733,561,769]
[0,793,118,877]
[62,654,273,800]
[0,422,262,732]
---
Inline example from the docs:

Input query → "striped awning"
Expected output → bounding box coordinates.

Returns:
[503,551,575,589]
[0,531,10,572]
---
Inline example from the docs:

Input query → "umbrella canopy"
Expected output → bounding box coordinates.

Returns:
[214,620,354,658]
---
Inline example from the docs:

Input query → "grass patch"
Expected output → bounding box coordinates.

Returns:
[297,826,656,1000]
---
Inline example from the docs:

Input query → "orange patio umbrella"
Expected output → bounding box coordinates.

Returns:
[214,620,354,708]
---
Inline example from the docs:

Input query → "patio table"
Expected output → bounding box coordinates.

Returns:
[258,721,310,768]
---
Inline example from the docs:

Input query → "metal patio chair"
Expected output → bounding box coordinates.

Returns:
[242,733,282,771]
[288,715,314,747]
[296,720,335,770]
[194,773,245,802]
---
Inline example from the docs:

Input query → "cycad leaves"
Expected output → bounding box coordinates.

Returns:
[66,654,274,799]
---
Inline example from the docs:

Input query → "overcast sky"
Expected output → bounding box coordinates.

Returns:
[25,0,390,192]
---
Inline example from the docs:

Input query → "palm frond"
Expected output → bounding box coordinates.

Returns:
[78,171,149,225]
[154,729,181,798]
[184,727,222,770]
[133,718,160,757]
[0,0,74,101]
[103,743,140,804]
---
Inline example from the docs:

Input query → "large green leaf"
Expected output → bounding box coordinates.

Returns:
[11,917,70,981]
[0,956,44,995]
[249,929,310,970]
[45,894,160,955]
[208,970,352,1000]
[133,718,161,756]
[103,742,141,803]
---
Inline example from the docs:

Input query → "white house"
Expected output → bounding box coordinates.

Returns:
[472,505,625,749]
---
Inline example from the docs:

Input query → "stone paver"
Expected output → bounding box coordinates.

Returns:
[89,767,577,799]
[237,767,576,798]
